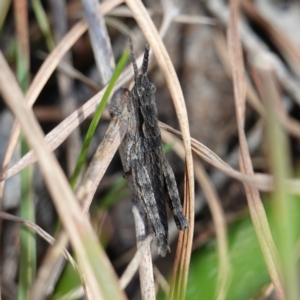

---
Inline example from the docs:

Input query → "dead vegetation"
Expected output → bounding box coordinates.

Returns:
[1,0,300,299]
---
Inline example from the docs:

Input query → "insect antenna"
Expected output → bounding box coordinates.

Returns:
[142,43,150,75]
[128,36,139,83]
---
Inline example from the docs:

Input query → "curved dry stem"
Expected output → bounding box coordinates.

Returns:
[3,114,300,195]
[0,211,77,270]
[241,0,300,77]
[213,27,300,140]
[124,1,194,298]
[160,122,300,194]
[0,0,123,195]
[227,1,284,298]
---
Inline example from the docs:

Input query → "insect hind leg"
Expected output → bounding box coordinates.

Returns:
[132,161,169,256]
[162,158,189,230]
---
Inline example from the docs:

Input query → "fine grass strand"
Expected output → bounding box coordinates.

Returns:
[14,5,36,298]
[0,51,126,300]
[124,2,195,297]
[260,67,299,300]
[227,1,284,298]
[19,135,36,300]
[31,0,55,50]
[69,50,129,188]
[0,0,11,31]
[100,177,128,210]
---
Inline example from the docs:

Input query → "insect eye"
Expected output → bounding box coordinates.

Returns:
[137,86,145,97]
[148,82,156,93]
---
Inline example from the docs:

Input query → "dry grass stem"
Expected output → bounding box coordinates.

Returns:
[0,49,147,182]
[76,93,128,212]
[0,0,123,195]
[213,26,300,141]
[119,235,153,289]
[0,211,77,270]
[241,0,300,77]
[205,0,300,107]
[153,266,170,295]
[173,14,216,25]
[50,0,82,176]
[125,1,194,298]
[160,122,300,193]
[227,1,284,298]
[4,116,300,195]
[82,0,115,85]
[132,205,155,300]
[0,52,125,300]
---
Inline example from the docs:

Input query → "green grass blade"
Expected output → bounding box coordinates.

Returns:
[52,51,129,298]
[163,142,174,154]
[262,71,299,300]
[100,177,128,209]
[16,48,36,300]
[70,50,129,188]
[31,0,55,51]
[0,0,11,32]
[18,136,36,300]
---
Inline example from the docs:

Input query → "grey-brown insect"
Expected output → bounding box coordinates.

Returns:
[123,39,189,256]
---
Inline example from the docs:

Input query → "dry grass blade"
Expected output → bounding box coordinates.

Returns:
[227,1,284,299]
[0,0,123,193]
[5,111,300,196]
[206,0,300,109]
[160,122,300,194]
[82,0,115,85]
[256,61,299,300]
[214,27,300,140]
[213,27,264,117]
[0,211,77,269]
[77,94,128,212]
[50,0,82,176]
[0,52,126,300]
[194,164,230,300]
[119,235,153,289]
[26,0,122,107]
[0,50,146,182]
[254,283,274,300]
[241,0,300,77]
[173,14,216,25]
[124,1,194,298]
[0,88,105,181]
[153,266,169,295]
[132,205,155,299]
[30,231,69,299]
[30,94,127,299]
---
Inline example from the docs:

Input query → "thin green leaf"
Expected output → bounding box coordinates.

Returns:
[16,36,36,300]
[0,0,11,32]
[18,136,36,300]
[31,0,55,51]
[261,69,299,300]
[70,50,129,188]
[100,177,128,210]
[163,142,174,154]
